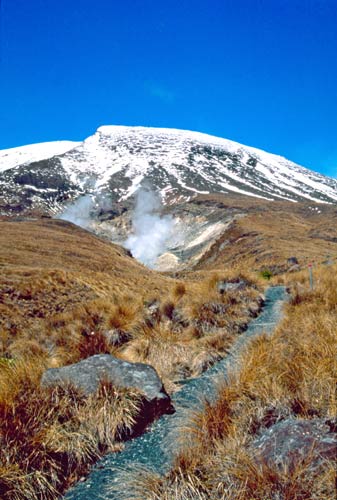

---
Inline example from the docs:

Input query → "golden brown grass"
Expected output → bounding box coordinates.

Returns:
[124,263,337,499]
[5,211,335,499]
[194,194,337,273]
[117,271,263,391]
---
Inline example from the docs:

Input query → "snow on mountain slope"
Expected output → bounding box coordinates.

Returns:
[60,126,337,204]
[0,126,337,217]
[0,141,80,173]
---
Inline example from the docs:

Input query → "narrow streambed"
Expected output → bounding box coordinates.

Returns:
[65,286,287,500]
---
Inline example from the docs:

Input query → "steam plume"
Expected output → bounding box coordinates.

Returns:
[58,195,94,228]
[125,188,175,268]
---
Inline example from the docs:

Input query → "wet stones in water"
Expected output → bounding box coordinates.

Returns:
[41,354,174,415]
[251,418,337,473]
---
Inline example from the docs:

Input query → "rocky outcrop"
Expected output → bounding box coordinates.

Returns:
[251,418,337,473]
[41,354,174,415]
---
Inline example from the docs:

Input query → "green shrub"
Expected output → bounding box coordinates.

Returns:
[260,269,273,280]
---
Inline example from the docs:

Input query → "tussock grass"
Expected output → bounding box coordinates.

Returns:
[109,464,208,500]
[117,271,263,390]
[172,282,186,299]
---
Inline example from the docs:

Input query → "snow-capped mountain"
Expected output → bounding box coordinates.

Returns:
[1,125,337,216]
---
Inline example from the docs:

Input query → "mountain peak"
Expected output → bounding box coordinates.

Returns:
[0,126,337,219]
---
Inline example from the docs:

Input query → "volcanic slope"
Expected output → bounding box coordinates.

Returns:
[1,126,337,218]
[82,191,337,273]
[187,193,337,273]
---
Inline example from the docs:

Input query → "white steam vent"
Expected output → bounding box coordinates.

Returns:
[125,187,175,268]
[58,195,94,228]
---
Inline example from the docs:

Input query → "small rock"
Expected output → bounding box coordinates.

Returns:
[288,264,300,273]
[248,302,261,317]
[171,309,190,327]
[251,418,337,473]
[217,279,248,294]
[41,354,174,414]
[192,351,222,375]
[146,299,160,316]
[287,256,299,265]
[144,299,161,327]
[201,302,228,315]
[103,329,132,348]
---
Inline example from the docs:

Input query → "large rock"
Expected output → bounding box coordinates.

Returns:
[251,418,337,473]
[41,354,173,414]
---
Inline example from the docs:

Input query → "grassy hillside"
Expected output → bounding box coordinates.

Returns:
[192,194,337,273]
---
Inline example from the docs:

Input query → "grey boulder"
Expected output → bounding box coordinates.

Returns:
[251,418,337,473]
[41,354,173,413]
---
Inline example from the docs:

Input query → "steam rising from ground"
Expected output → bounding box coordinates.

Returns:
[58,195,94,228]
[58,189,175,269]
[125,188,175,268]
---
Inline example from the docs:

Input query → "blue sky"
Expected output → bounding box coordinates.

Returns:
[0,0,336,176]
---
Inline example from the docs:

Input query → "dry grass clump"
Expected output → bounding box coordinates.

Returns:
[109,464,208,500]
[111,456,336,500]
[172,282,186,299]
[45,295,143,364]
[125,264,337,499]
[0,357,144,500]
[117,272,263,390]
